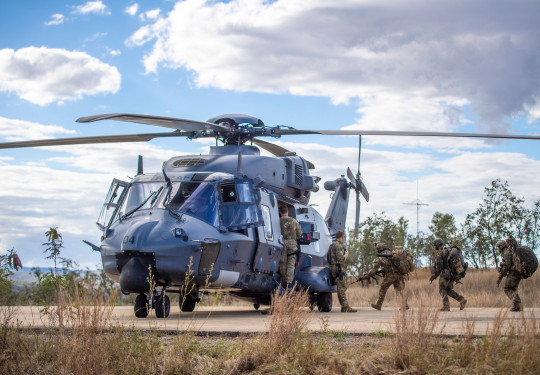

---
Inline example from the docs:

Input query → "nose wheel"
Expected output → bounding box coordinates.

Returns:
[133,289,171,318]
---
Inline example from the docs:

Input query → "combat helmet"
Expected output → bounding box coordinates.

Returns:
[433,238,444,247]
[376,242,388,252]
[496,240,507,251]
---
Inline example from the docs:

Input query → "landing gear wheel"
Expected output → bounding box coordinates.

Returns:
[134,294,149,318]
[308,293,317,311]
[253,304,260,310]
[180,293,197,312]
[155,294,171,318]
[317,292,332,312]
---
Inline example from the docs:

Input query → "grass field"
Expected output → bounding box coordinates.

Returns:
[2,268,540,374]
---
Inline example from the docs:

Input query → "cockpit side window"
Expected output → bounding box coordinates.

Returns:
[97,179,128,231]
[219,179,263,230]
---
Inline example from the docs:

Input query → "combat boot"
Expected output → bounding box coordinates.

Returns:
[459,298,467,310]
[510,303,522,312]
[341,306,357,313]
[371,303,381,311]
[440,306,450,312]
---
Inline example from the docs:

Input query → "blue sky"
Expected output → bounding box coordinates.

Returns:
[1,0,540,269]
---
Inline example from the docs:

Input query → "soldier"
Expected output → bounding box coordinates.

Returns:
[364,242,409,311]
[496,238,522,312]
[279,205,302,288]
[327,230,357,312]
[430,238,467,311]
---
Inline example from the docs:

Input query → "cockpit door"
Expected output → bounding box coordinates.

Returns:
[219,179,264,231]
[252,193,281,275]
[97,179,128,231]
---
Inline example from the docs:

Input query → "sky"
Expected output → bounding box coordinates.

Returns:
[1,0,540,269]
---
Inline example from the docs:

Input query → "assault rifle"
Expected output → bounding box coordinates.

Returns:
[376,253,393,258]
[351,270,383,285]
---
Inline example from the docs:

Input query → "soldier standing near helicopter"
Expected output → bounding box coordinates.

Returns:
[430,238,467,311]
[327,230,357,312]
[279,205,302,288]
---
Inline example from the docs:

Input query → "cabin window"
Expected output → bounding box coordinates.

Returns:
[261,205,273,240]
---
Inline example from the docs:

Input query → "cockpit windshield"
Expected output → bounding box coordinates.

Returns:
[119,182,164,218]
[161,181,219,226]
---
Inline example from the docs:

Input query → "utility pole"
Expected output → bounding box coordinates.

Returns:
[403,181,429,260]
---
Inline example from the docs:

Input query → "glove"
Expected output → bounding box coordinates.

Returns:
[497,277,502,287]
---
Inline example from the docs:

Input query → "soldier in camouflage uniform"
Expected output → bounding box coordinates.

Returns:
[279,205,302,287]
[364,242,409,311]
[496,238,522,312]
[430,238,467,311]
[327,230,357,312]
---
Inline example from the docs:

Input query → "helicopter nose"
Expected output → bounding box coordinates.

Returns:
[119,256,152,294]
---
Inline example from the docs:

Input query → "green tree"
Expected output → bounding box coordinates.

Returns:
[0,248,22,304]
[463,179,540,267]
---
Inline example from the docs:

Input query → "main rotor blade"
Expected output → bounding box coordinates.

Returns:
[77,113,230,133]
[287,129,540,140]
[0,131,190,149]
[252,138,315,169]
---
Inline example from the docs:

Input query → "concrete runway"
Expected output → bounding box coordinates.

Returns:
[10,305,540,336]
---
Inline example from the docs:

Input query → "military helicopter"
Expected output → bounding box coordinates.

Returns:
[1,113,539,318]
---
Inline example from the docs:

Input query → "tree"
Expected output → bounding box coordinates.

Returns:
[462,179,540,267]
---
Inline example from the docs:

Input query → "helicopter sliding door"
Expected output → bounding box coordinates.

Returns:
[97,179,128,231]
[252,193,281,275]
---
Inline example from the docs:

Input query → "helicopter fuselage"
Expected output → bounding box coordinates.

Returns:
[97,145,339,312]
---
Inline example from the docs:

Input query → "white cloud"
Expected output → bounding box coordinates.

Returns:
[127,0,540,134]
[109,49,121,56]
[0,117,75,142]
[44,13,65,26]
[0,47,121,106]
[139,8,161,21]
[125,3,139,16]
[73,1,110,15]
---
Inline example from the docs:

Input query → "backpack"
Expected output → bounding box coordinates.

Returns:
[446,246,468,281]
[391,247,415,275]
[512,245,538,279]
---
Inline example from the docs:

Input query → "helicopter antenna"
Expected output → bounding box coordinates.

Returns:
[137,155,143,175]
[403,181,429,258]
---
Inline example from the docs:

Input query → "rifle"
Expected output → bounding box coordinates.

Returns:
[376,253,393,258]
[351,270,383,285]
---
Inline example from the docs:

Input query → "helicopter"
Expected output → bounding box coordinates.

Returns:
[1,113,540,318]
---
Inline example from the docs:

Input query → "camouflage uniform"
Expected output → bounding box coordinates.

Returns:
[327,239,352,309]
[499,247,522,311]
[366,248,408,310]
[433,248,466,311]
[279,216,301,285]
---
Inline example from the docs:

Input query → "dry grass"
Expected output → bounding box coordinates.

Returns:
[347,267,540,309]
[3,271,540,374]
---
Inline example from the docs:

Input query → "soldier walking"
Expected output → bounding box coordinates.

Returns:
[496,237,523,312]
[363,243,409,311]
[430,238,467,311]
[327,230,357,312]
[279,205,302,288]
